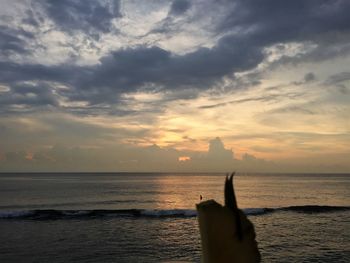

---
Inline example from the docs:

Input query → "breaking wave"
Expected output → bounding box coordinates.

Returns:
[0,205,349,220]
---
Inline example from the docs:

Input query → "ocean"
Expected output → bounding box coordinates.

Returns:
[0,173,349,262]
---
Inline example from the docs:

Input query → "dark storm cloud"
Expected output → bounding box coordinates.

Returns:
[38,0,121,36]
[217,0,350,44]
[144,0,191,37]
[169,0,191,16]
[1,0,350,115]
[0,39,264,106]
[0,61,77,84]
[0,82,58,108]
[77,38,264,104]
[0,25,34,56]
[212,0,350,72]
[21,9,41,27]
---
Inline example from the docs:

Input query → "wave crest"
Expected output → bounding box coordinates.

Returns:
[0,205,348,220]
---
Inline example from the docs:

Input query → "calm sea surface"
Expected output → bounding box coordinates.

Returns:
[0,173,349,262]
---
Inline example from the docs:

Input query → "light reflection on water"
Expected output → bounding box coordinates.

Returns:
[0,173,348,210]
[0,173,349,262]
[0,210,349,262]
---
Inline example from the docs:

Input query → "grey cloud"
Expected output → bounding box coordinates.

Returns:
[1,135,348,172]
[207,137,233,160]
[251,146,282,153]
[145,0,191,36]
[77,36,264,104]
[268,36,350,68]
[21,10,40,27]
[0,113,152,154]
[233,131,350,155]
[4,151,27,162]
[292,72,317,86]
[182,135,196,143]
[336,84,349,95]
[0,82,58,109]
[218,0,350,44]
[0,39,264,107]
[241,153,257,162]
[184,137,277,172]
[0,61,76,84]
[214,0,350,70]
[38,0,121,37]
[325,72,350,86]
[304,72,316,82]
[60,104,153,117]
[0,136,271,172]
[323,72,350,96]
[1,0,350,115]
[199,92,302,109]
[277,131,350,143]
[169,0,191,16]
[268,105,316,115]
[44,115,151,141]
[0,25,34,57]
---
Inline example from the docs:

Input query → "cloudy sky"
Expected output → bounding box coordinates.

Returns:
[0,0,349,172]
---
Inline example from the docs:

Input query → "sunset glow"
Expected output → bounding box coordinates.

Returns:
[0,0,349,173]
[178,156,191,162]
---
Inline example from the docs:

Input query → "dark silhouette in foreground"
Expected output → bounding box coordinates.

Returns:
[196,173,261,262]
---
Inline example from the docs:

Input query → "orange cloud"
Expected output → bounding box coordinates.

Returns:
[178,156,191,162]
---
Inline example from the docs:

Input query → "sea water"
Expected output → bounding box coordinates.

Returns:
[0,173,349,262]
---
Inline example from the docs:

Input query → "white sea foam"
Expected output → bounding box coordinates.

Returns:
[0,205,348,220]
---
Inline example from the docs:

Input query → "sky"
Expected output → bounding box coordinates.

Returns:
[0,0,349,173]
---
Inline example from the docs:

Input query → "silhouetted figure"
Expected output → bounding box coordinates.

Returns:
[196,173,261,262]
[225,173,243,241]
[200,195,203,201]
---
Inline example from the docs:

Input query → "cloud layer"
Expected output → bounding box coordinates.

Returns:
[0,0,349,172]
[1,1,349,111]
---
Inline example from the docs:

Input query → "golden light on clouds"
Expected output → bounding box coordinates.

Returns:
[0,0,349,172]
[178,156,191,162]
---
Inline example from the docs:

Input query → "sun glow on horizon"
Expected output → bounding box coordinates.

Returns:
[178,156,191,162]
[0,1,349,173]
